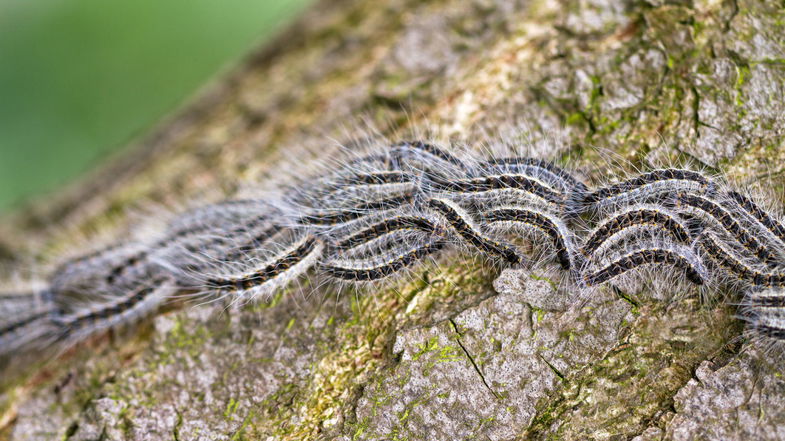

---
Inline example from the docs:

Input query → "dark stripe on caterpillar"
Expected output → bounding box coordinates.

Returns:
[427,198,522,264]
[480,157,588,194]
[332,216,440,251]
[218,224,285,262]
[582,247,705,286]
[581,208,691,257]
[320,241,445,281]
[676,193,777,266]
[698,234,785,287]
[335,171,415,186]
[0,309,51,339]
[583,169,710,206]
[105,250,150,286]
[164,200,273,239]
[751,324,785,340]
[56,278,169,336]
[106,214,276,286]
[177,214,276,255]
[207,236,320,292]
[482,207,572,269]
[390,141,469,171]
[727,191,785,245]
[745,294,785,308]
[0,292,44,302]
[55,244,125,274]
[298,193,415,225]
[425,174,564,205]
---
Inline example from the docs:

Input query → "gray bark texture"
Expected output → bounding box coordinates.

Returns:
[1,0,785,439]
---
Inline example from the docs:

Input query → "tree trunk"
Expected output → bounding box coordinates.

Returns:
[2,0,784,439]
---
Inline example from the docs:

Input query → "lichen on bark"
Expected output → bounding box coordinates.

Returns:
[1,0,784,439]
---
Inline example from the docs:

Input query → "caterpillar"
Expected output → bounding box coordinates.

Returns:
[580,243,708,287]
[0,290,57,355]
[200,233,325,301]
[426,197,523,265]
[296,192,416,226]
[330,215,441,252]
[424,173,564,207]
[582,168,714,214]
[697,233,785,287]
[742,287,785,344]
[726,190,785,255]
[53,276,174,344]
[480,206,574,269]
[478,157,588,195]
[3,139,785,368]
[674,193,779,267]
[580,206,692,258]
[319,237,445,282]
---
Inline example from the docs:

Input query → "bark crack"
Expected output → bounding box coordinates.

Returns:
[538,354,566,382]
[449,319,501,400]
[173,407,183,441]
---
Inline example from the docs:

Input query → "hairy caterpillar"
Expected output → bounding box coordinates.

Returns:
[742,287,785,347]
[480,206,574,269]
[2,139,785,372]
[580,205,692,258]
[582,168,714,214]
[674,192,779,267]
[424,173,564,207]
[203,234,323,296]
[697,233,785,287]
[330,215,441,252]
[579,242,708,287]
[478,157,588,195]
[319,237,445,282]
[53,276,174,344]
[297,192,416,226]
[426,197,523,265]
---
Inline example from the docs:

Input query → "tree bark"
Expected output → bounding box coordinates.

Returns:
[2,0,785,439]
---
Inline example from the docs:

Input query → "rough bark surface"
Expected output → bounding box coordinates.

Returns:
[1,0,784,439]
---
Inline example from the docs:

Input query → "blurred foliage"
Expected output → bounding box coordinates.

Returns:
[0,0,311,213]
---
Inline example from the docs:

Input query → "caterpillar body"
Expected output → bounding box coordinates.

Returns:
[2,139,785,371]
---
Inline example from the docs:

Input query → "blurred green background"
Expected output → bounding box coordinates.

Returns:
[0,0,312,213]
